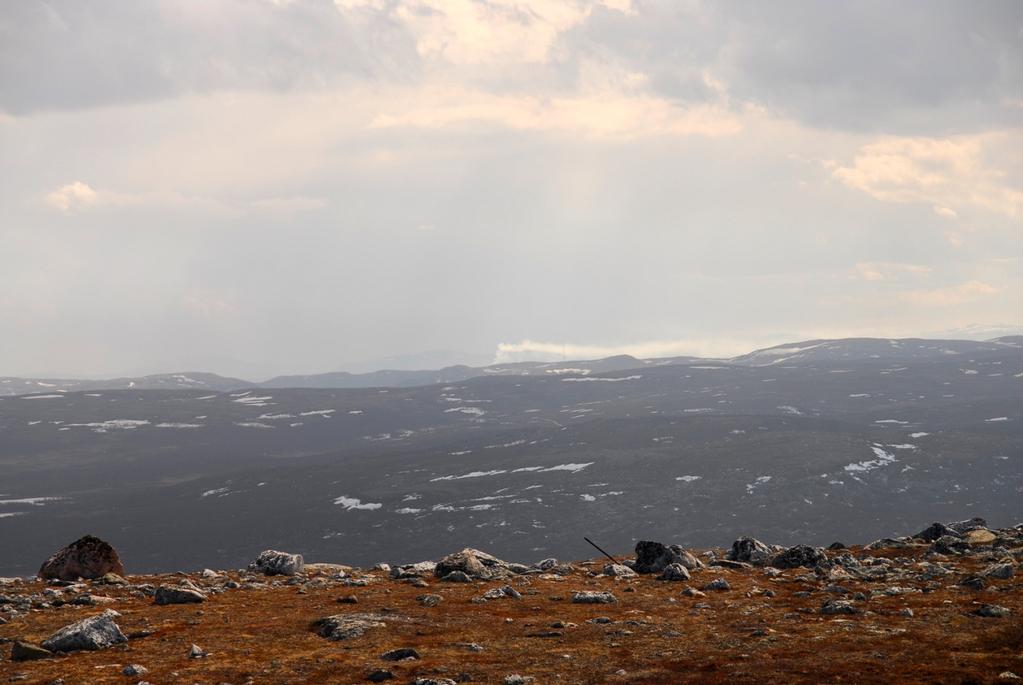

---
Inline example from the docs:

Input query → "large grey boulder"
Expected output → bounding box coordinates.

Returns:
[435,548,515,581]
[41,610,127,652]
[38,535,125,581]
[915,522,960,542]
[726,536,772,565]
[633,541,703,574]
[249,550,304,576]
[771,545,828,569]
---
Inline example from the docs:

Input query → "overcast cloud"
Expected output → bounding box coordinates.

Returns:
[1,0,1020,378]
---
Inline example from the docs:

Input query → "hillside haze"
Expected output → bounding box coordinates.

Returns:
[1,336,1020,577]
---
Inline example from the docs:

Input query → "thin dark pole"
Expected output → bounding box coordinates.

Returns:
[583,536,618,565]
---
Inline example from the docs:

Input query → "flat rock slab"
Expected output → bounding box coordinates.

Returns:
[154,586,207,605]
[40,610,127,652]
[313,613,392,641]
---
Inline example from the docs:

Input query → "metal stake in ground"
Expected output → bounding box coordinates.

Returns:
[584,537,618,565]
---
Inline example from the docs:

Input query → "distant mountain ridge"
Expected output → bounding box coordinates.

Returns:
[1,336,1014,397]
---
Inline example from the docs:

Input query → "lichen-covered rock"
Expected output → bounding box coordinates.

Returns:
[984,563,1015,580]
[248,550,304,576]
[38,535,125,581]
[634,541,703,573]
[821,599,858,615]
[603,563,637,578]
[726,536,772,565]
[701,577,731,591]
[417,594,442,607]
[571,591,617,604]
[659,563,691,582]
[772,545,828,569]
[154,585,207,605]
[930,535,970,555]
[435,548,515,580]
[312,613,389,640]
[40,610,127,652]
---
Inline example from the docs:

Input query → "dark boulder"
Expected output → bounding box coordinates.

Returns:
[634,541,702,574]
[915,522,960,542]
[771,545,828,569]
[726,536,772,565]
[947,517,987,534]
[38,535,124,581]
[10,641,53,661]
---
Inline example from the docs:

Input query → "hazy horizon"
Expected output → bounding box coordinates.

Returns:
[5,324,1023,381]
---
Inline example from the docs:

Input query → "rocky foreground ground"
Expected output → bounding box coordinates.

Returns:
[2,520,1022,684]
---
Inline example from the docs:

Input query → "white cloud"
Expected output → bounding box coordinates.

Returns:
[370,86,743,139]
[831,134,1023,217]
[341,0,632,65]
[898,280,999,307]
[249,196,329,212]
[45,181,99,212]
[853,262,932,282]
[44,181,326,217]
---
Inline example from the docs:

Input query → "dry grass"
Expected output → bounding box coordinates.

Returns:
[1,546,1021,684]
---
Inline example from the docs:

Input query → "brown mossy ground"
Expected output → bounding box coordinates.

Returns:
[1,546,1021,684]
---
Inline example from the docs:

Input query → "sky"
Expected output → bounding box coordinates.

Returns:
[1,0,1021,379]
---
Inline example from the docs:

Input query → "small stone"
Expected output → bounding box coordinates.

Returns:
[681,587,706,598]
[701,578,731,592]
[10,642,53,662]
[983,563,1014,580]
[312,613,388,641]
[380,647,420,661]
[367,669,394,682]
[821,599,859,615]
[337,595,359,604]
[659,563,691,582]
[482,585,522,600]
[188,643,209,658]
[417,594,442,607]
[122,665,148,676]
[504,676,533,685]
[571,591,617,604]
[900,608,914,617]
[976,604,1010,618]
